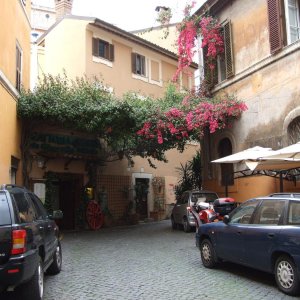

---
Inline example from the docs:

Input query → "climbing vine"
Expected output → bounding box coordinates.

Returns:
[172,2,224,82]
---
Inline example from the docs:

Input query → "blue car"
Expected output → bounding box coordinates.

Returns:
[196,196,300,296]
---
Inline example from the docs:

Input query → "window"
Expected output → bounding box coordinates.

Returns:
[204,20,234,87]
[267,0,300,53]
[229,199,259,224]
[253,200,285,225]
[0,193,11,225]
[132,53,146,76]
[29,193,47,220]
[16,43,22,92]
[12,192,37,223]
[92,38,114,61]
[286,0,300,43]
[288,201,300,224]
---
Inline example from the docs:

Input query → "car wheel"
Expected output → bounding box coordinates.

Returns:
[171,216,177,230]
[16,257,44,300]
[183,217,191,233]
[200,239,217,268]
[47,241,62,275]
[275,255,300,296]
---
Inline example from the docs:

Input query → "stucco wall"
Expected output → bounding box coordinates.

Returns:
[37,18,195,99]
[39,18,88,79]
[0,0,31,184]
[202,0,300,199]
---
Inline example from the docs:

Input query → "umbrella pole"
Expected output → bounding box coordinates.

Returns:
[279,171,283,192]
[225,177,228,197]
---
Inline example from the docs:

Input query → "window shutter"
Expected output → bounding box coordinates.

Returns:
[131,53,137,73]
[203,46,217,88]
[108,44,114,61]
[92,38,99,56]
[141,55,146,76]
[267,0,283,54]
[223,21,234,78]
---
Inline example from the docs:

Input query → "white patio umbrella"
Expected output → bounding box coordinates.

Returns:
[212,145,300,193]
[246,141,300,171]
[260,141,300,160]
[211,146,276,165]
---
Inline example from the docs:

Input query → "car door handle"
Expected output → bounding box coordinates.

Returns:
[237,231,242,235]
[268,233,275,238]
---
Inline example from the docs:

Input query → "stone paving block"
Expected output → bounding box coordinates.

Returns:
[41,220,296,300]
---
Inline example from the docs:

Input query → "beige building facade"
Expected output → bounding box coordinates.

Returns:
[0,0,31,184]
[29,6,198,229]
[196,0,300,201]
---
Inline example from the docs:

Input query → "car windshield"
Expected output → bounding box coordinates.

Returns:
[191,193,218,204]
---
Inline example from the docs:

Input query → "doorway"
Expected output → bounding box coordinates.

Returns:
[134,178,149,220]
[58,174,83,230]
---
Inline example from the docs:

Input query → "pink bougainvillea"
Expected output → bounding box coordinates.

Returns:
[199,16,224,70]
[139,2,247,152]
[172,3,224,82]
[137,99,248,145]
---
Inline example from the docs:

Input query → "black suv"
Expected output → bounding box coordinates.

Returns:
[0,185,62,300]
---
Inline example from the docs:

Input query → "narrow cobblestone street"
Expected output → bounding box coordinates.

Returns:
[39,220,297,300]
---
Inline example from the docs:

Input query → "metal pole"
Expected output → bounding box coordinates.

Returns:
[225,176,228,197]
[279,171,283,192]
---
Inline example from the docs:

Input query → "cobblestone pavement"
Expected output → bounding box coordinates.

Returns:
[16,220,300,300]
[42,220,298,300]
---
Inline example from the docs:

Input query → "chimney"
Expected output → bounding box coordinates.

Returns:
[55,0,73,20]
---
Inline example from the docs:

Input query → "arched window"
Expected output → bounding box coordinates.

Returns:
[287,116,300,144]
[218,138,234,186]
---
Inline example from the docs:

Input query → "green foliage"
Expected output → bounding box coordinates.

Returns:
[174,150,202,199]
[18,73,246,168]
[44,171,58,213]
[18,74,189,165]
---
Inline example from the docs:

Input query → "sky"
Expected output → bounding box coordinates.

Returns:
[72,0,205,31]
[37,0,205,31]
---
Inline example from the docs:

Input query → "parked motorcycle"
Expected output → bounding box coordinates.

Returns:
[189,197,236,247]
[189,197,237,227]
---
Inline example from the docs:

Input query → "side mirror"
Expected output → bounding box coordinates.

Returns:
[49,210,63,220]
[223,215,230,224]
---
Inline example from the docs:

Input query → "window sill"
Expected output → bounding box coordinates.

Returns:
[92,56,113,68]
[132,74,163,86]
[149,79,163,87]
[132,73,148,82]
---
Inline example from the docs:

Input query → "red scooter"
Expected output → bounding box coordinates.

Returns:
[189,197,236,227]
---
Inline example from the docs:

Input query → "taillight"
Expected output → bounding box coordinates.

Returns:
[11,230,26,255]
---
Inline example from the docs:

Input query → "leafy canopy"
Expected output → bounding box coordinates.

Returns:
[18,73,246,165]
